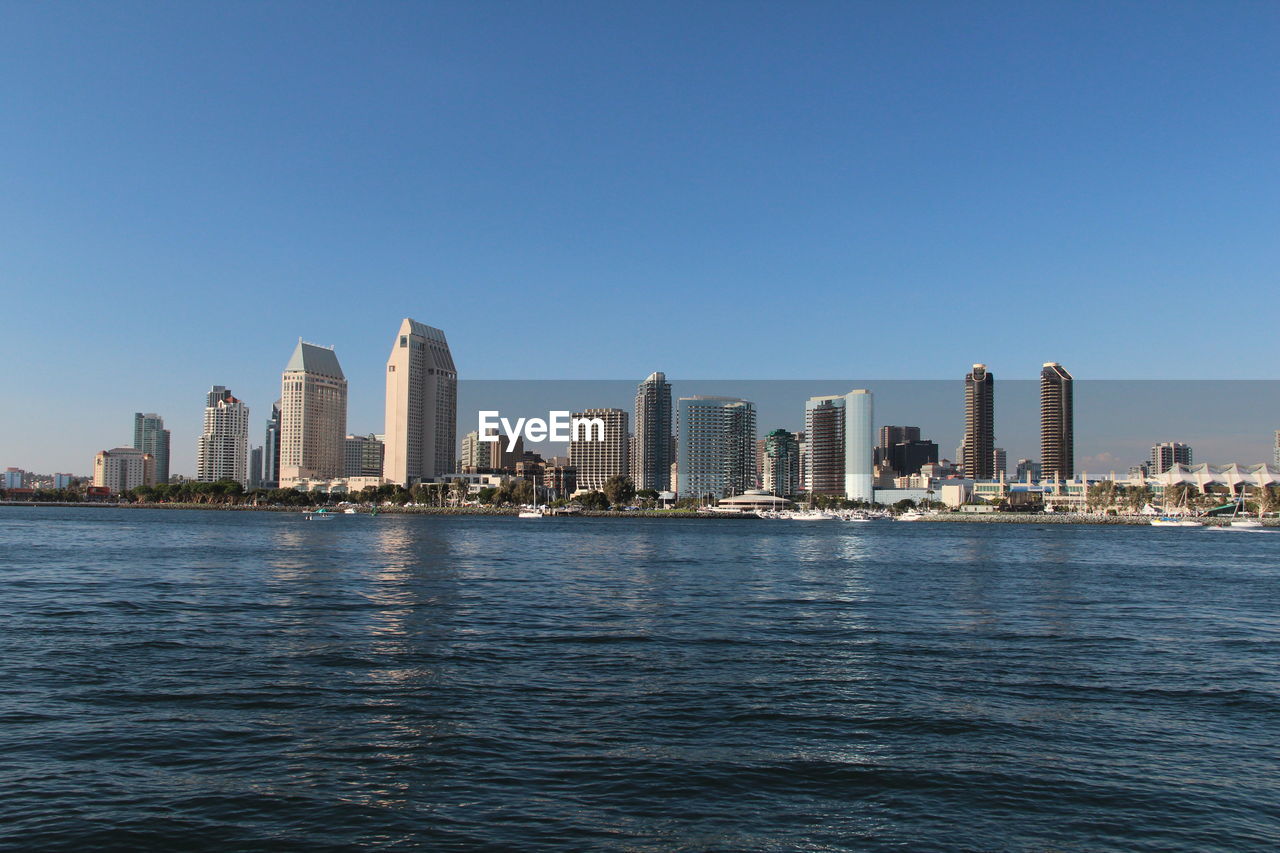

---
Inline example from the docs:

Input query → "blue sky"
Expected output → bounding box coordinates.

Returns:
[2,1,1278,474]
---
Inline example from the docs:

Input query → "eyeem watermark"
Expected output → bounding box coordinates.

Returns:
[478,411,605,451]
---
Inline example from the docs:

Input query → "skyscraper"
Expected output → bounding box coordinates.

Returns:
[568,408,629,493]
[196,386,250,485]
[383,318,457,486]
[632,371,673,491]
[993,447,1007,481]
[762,428,800,497]
[263,401,281,488]
[1040,362,1074,481]
[1274,430,1279,466]
[803,390,874,502]
[963,364,995,480]
[677,396,756,499]
[132,413,170,485]
[280,342,347,486]
[1150,441,1192,474]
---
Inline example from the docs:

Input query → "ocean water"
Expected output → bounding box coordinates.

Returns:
[1,508,1277,851]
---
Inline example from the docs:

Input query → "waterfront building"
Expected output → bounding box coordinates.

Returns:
[796,431,807,493]
[542,464,577,499]
[383,318,457,486]
[54,473,74,489]
[677,397,756,499]
[263,401,281,488]
[1040,362,1074,481]
[569,408,629,492]
[196,386,250,485]
[1150,441,1192,475]
[460,430,491,470]
[280,342,347,486]
[993,447,1007,481]
[1015,458,1042,481]
[884,438,939,477]
[345,434,385,478]
[875,426,921,466]
[132,413,171,485]
[3,468,25,489]
[632,371,672,491]
[94,447,155,493]
[248,447,263,488]
[962,364,995,480]
[803,390,874,502]
[761,428,800,497]
[1274,430,1279,466]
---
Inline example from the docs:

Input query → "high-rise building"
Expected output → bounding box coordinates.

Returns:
[383,318,457,486]
[677,397,756,499]
[887,439,939,477]
[876,426,921,465]
[632,371,672,491]
[796,431,807,493]
[344,434,386,478]
[248,446,263,489]
[1015,458,1042,481]
[95,447,155,492]
[1274,430,1279,466]
[762,429,800,497]
[963,364,995,479]
[1150,441,1192,474]
[568,408,629,492]
[993,447,1007,481]
[196,386,250,485]
[263,401,281,488]
[803,390,874,502]
[460,430,490,470]
[280,342,347,486]
[1040,362,1074,481]
[132,413,170,485]
[3,468,26,489]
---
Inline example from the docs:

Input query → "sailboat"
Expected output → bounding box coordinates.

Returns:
[1226,495,1264,529]
[1150,487,1200,527]
[518,479,544,518]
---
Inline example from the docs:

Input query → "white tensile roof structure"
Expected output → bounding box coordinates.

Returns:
[1152,463,1280,491]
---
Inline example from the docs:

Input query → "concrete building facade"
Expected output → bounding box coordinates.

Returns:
[1040,362,1074,481]
[569,408,629,493]
[196,386,249,485]
[963,364,995,480]
[677,396,756,499]
[632,371,673,491]
[94,447,155,493]
[383,318,457,486]
[280,342,348,486]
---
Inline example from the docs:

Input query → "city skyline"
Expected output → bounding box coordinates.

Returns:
[4,3,1278,479]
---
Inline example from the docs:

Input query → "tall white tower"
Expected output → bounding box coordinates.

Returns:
[279,341,347,486]
[383,319,457,485]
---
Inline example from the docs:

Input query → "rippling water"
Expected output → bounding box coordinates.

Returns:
[1,508,1278,851]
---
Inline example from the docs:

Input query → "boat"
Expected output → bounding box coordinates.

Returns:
[896,510,925,522]
[788,509,834,521]
[518,507,544,519]
[1149,517,1201,527]
[343,507,358,514]
[304,508,336,521]
[1227,519,1264,529]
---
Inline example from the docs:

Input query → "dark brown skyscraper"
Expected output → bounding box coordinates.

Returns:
[963,364,995,479]
[1040,362,1074,482]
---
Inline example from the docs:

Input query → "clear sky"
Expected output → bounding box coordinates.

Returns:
[2,1,1278,474]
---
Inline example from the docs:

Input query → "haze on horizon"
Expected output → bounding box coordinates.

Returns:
[2,2,1277,474]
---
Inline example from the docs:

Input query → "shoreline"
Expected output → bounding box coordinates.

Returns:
[2,501,1273,526]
